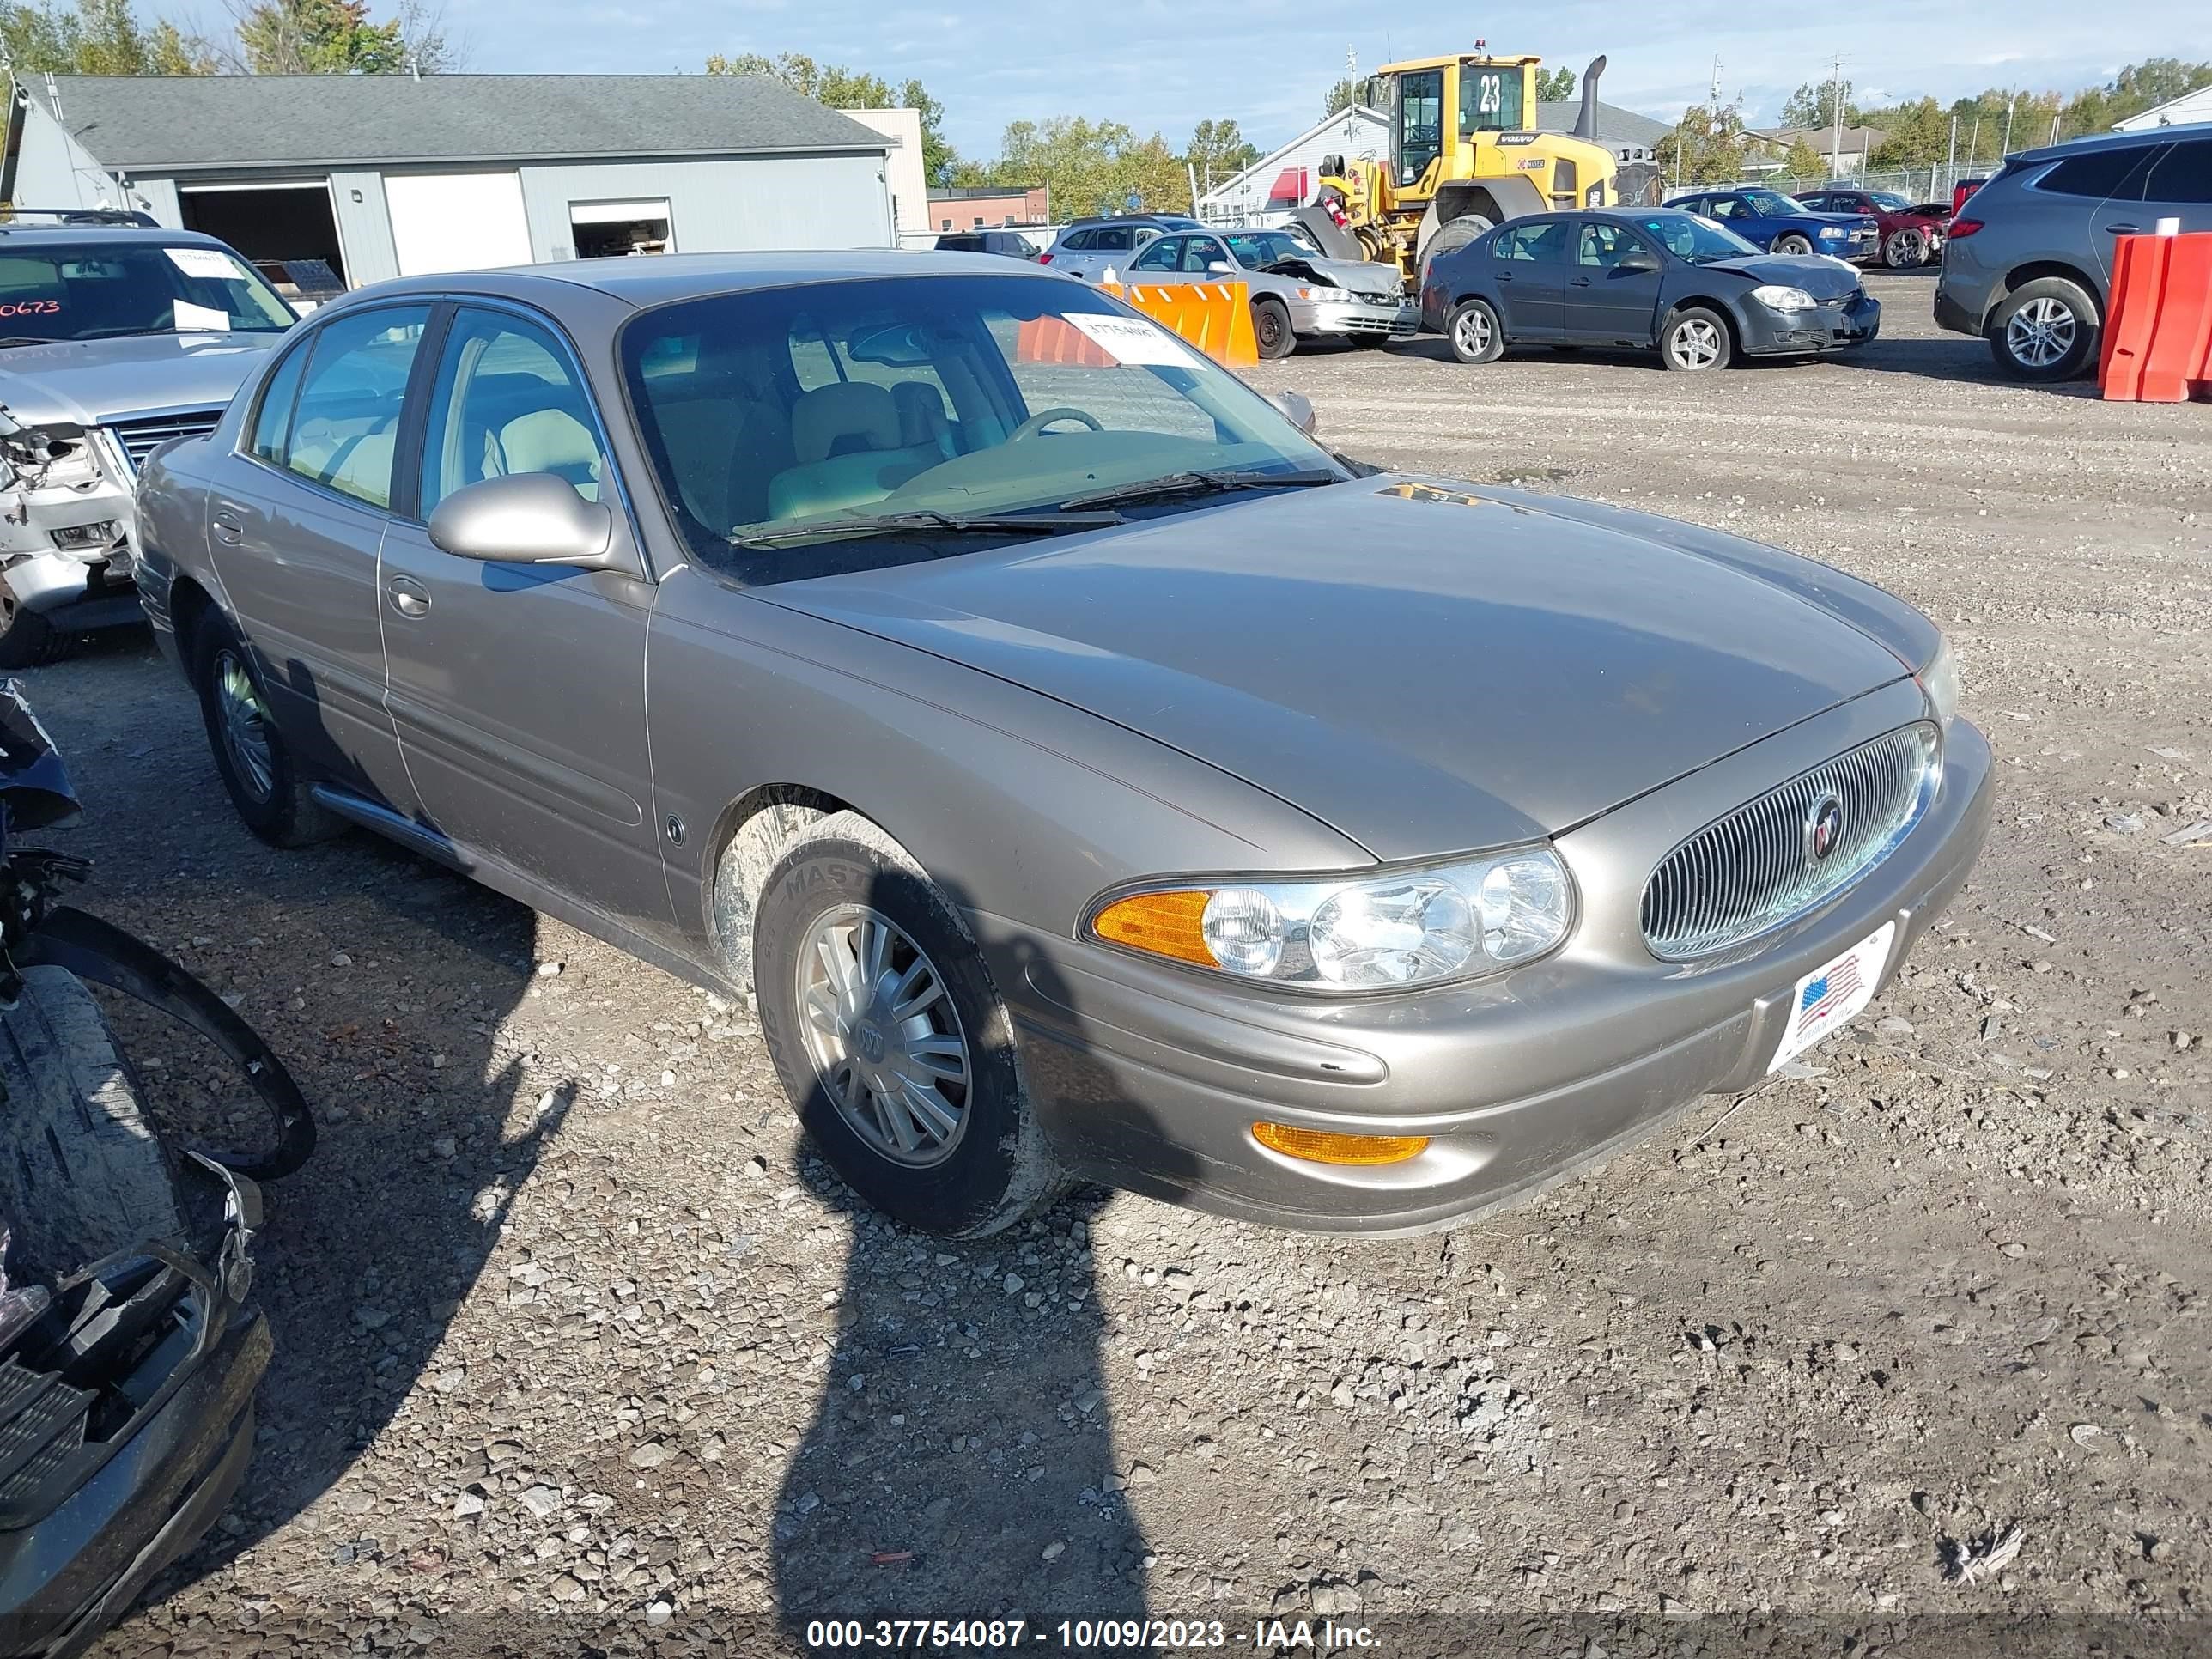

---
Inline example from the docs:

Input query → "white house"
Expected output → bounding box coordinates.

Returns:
[1198,106,1387,225]
[2115,85,2212,131]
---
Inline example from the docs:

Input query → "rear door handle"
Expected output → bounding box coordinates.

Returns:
[1569,276,1593,287]
[2106,222,2142,234]
[386,575,430,618]
[211,512,244,545]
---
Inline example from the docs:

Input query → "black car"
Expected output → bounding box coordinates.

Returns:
[1419,208,1881,371]
[932,228,1042,259]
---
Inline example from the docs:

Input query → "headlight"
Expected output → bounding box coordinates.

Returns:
[1917,634,1960,729]
[1750,284,1816,311]
[1085,848,1575,992]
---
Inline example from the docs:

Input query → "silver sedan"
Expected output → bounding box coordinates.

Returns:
[1123,227,1415,357]
[134,252,1990,1239]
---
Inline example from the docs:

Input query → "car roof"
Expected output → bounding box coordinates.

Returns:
[313,249,1059,315]
[2013,126,2175,165]
[0,223,240,250]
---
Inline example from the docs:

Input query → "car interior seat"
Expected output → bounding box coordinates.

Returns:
[764,382,949,522]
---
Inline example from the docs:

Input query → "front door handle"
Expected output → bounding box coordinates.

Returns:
[1569,276,1593,287]
[386,575,431,618]
[2106,222,2142,235]
[211,512,244,545]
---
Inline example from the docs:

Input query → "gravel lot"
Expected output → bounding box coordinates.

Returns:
[41,269,2212,1656]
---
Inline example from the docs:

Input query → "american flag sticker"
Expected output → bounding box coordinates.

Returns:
[1769,921,1896,1073]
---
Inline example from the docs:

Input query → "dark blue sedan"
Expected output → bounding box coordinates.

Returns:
[1662,188,1879,261]
[1418,209,1879,371]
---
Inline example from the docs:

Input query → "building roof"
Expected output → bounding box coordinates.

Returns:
[1749,124,1891,155]
[11,73,891,172]
[1199,106,1387,210]
[2112,84,2212,131]
[1534,100,1673,149]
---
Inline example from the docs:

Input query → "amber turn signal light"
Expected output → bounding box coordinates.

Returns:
[1251,1122,1430,1166]
[1090,889,1214,966]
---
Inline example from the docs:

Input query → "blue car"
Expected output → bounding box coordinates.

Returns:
[1662,188,1879,263]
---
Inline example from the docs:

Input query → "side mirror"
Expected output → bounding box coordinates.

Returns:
[1206,259,1235,275]
[427,471,629,572]
[1268,389,1318,437]
[1615,249,1660,274]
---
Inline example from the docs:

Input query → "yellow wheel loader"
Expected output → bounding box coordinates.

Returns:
[1304,49,1662,291]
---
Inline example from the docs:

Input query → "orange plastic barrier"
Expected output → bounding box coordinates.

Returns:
[2100,233,2212,403]
[1015,314,1117,367]
[1098,282,1261,368]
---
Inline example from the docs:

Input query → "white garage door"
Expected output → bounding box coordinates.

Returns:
[383,172,532,276]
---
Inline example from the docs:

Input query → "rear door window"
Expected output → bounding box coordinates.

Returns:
[2038,146,2162,201]
[1495,221,1566,263]
[281,304,431,509]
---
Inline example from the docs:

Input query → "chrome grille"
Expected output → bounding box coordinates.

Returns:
[106,410,223,474]
[1641,725,1938,960]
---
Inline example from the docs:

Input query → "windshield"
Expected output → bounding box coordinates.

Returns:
[1222,230,1307,267]
[1868,191,1911,210]
[620,272,1342,585]
[1744,191,1808,218]
[0,241,295,343]
[1632,213,1761,264]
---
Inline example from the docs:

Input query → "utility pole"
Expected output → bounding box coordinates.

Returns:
[1830,54,1847,178]
[1947,114,1957,194]
[1343,45,1358,145]
[2002,92,2018,156]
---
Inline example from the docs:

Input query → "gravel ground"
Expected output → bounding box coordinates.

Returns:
[34,269,2212,1656]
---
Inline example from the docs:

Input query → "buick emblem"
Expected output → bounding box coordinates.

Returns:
[1805,792,1845,864]
[854,1022,887,1065]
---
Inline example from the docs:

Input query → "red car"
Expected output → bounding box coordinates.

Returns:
[1794,188,1953,268]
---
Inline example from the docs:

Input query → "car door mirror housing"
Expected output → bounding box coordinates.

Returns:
[1206,259,1235,275]
[1615,249,1660,274]
[1267,389,1318,436]
[427,472,633,573]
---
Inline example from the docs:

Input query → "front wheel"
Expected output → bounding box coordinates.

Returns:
[1883,226,1928,268]
[1445,297,1504,365]
[1987,276,2099,380]
[752,812,1062,1237]
[1774,233,1814,256]
[1252,297,1295,360]
[1660,307,1734,372]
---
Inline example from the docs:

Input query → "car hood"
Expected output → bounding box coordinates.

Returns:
[1258,255,1405,298]
[761,477,1917,860]
[1702,254,1863,298]
[0,332,284,428]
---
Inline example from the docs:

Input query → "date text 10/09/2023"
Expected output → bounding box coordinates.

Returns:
[804,1618,1382,1650]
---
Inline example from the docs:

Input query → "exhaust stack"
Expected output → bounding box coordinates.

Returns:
[1573,55,1606,142]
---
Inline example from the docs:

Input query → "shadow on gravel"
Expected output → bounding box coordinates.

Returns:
[772,867,1203,1644]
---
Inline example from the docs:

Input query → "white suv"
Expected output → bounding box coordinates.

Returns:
[1039,216,1206,282]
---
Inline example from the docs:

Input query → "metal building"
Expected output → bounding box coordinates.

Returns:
[1,72,900,289]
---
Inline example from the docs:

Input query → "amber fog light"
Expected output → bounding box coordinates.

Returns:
[1251,1122,1429,1165]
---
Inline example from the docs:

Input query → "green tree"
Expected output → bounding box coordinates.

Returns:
[0,0,217,73]
[1867,96,1949,170]
[1780,76,1859,131]
[1657,100,1747,187]
[1185,118,1258,190]
[1536,64,1577,101]
[706,52,958,185]
[1782,136,1826,184]
[1322,76,1357,119]
[958,116,1184,222]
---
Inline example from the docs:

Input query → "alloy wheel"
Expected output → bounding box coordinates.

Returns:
[1668,318,1723,370]
[2005,297,2076,369]
[796,903,972,1169]
[214,649,276,801]
[1885,227,1926,268]
[1452,307,1492,357]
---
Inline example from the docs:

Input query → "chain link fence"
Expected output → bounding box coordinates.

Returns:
[1712,165,1996,204]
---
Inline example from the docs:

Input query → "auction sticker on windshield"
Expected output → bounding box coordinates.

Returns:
[1065,312,1207,368]
[1768,921,1894,1073]
[164,246,238,281]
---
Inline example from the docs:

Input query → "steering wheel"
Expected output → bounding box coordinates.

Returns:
[1007,407,1105,442]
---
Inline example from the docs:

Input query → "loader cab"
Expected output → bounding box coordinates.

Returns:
[1381,52,1543,197]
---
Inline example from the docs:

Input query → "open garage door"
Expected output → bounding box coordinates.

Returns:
[179,180,347,293]
[384,172,532,276]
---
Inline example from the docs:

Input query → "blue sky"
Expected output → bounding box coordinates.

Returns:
[377,0,2191,156]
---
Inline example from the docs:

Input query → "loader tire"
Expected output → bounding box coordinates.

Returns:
[0,965,185,1282]
[1419,214,1492,283]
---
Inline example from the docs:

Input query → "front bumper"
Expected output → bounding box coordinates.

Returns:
[1740,292,1881,356]
[989,686,1991,1236]
[1,428,143,631]
[1291,295,1419,340]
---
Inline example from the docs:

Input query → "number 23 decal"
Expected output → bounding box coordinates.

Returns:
[1478,74,1502,113]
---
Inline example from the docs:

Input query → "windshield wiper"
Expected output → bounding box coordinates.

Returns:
[731,508,1124,550]
[1060,468,1344,512]
[0,337,58,349]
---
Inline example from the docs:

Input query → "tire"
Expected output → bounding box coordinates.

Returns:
[1773,233,1814,256]
[192,612,342,848]
[0,965,185,1282]
[1882,226,1928,269]
[1986,276,2099,381]
[752,811,1062,1238]
[1445,298,1504,365]
[0,580,68,669]
[1660,306,1734,372]
[1252,296,1295,360]
[1419,212,1493,275]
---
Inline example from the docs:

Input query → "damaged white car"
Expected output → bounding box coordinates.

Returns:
[0,214,295,666]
